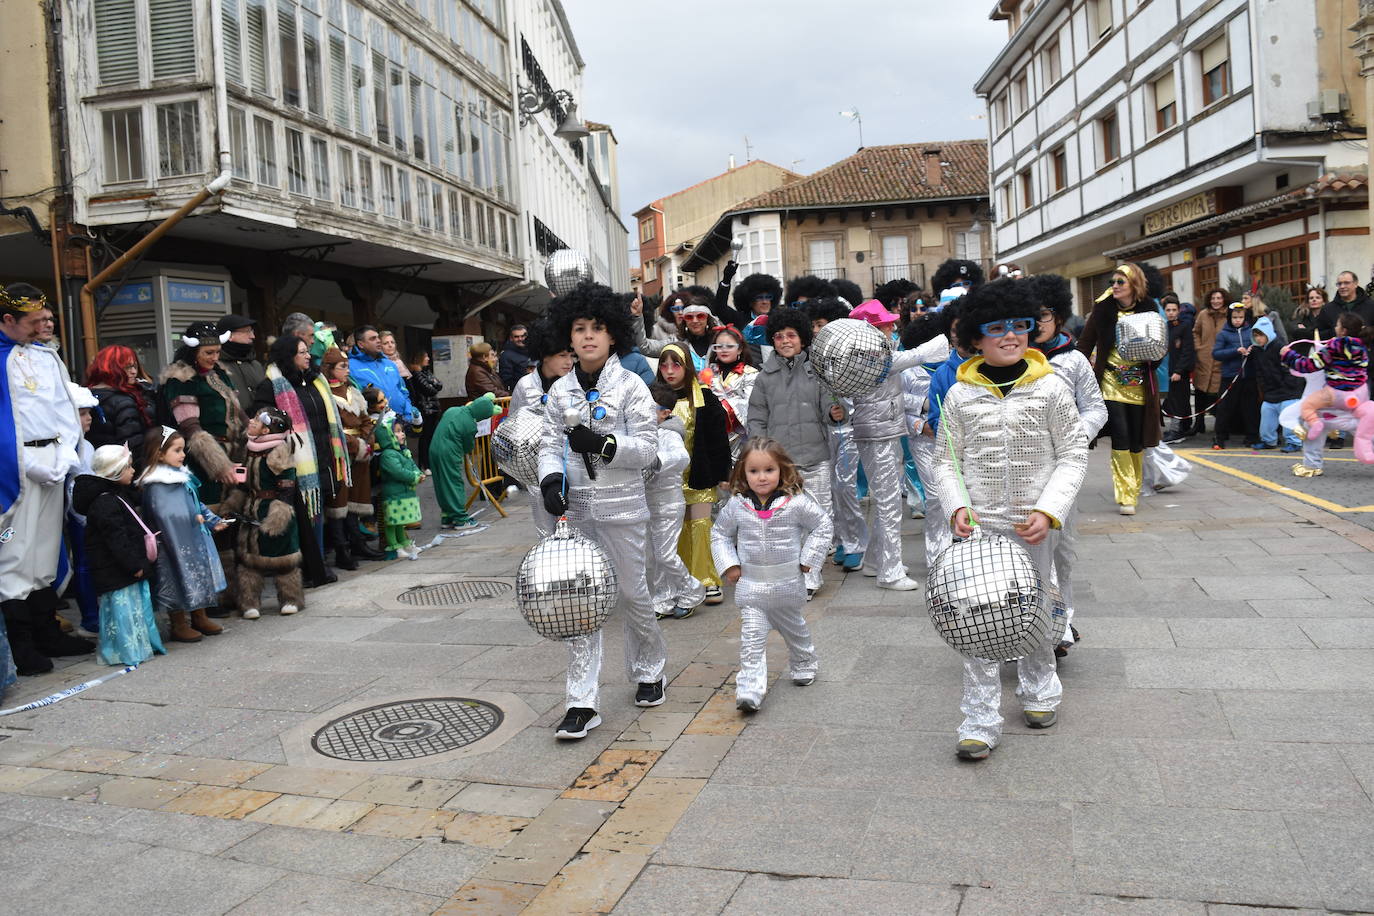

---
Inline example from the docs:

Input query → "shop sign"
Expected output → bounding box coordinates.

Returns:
[1144,192,1218,235]
[167,281,226,305]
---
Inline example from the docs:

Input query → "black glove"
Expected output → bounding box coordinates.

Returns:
[722,260,739,284]
[540,474,567,516]
[566,424,609,456]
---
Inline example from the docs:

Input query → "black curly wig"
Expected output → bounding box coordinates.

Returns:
[523,318,569,363]
[545,281,636,357]
[900,313,944,351]
[1025,273,1074,327]
[805,296,850,326]
[832,278,864,309]
[875,278,918,310]
[785,275,836,304]
[1140,262,1167,301]
[764,308,813,349]
[954,278,1040,353]
[732,273,783,315]
[930,259,986,295]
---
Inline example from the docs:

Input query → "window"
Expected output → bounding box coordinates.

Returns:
[253,116,277,185]
[954,229,982,262]
[222,0,244,85]
[350,37,369,133]
[310,136,330,199]
[1012,73,1028,116]
[461,194,472,241]
[398,171,412,222]
[432,181,445,234]
[639,218,655,243]
[389,61,406,152]
[1201,36,1229,106]
[338,147,357,207]
[95,0,139,85]
[1051,146,1068,191]
[1153,71,1177,132]
[1087,0,1112,42]
[372,49,389,144]
[101,108,145,182]
[993,94,1009,134]
[998,182,1013,218]
[156,100,201,177]
[1251,245,1309,300]
[228,106,250,178]
[1100,110,1120,165]
[1018,168,1034,210]
[150,0,196,79]
[279,0,301,107]
[285,127,307,194]
[358,153,374,209]
[807,239,838,277]
[448,190,462,237]
[409,72,426,160]
[246,0,270,94]
[643,260,657,282]
[416,176,431,228]
[1042,37,1062,85]
[328,27,349,126]
[379,162,396,216]
[301,9,324,116]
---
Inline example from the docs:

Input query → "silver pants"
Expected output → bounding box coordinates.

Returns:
[958,538,1062,746]
[1301,433,1325,470]
[530,497,556,539]
[855,437,908,583]
[646,496,704,615]
[735,580,817,706]
[1052,506,1078,642]
[797,460,833,590]
[909,435,947,571]
[828,426,869,556]
[564,519,666,711]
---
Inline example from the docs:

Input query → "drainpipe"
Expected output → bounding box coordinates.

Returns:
[78,0,233,363]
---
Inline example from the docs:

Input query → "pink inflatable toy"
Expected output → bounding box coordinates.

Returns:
[1279,336,1374,464]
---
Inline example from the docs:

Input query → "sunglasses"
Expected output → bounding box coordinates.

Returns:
[1111,278,1128,286]
[669,304,685,313]
[978,318,1035,337]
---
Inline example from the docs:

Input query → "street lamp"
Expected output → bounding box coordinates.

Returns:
[518,84,590,141]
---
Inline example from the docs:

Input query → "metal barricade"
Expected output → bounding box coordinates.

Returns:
[463,396,511,517]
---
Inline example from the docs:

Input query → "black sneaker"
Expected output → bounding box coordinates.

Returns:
[555,707,601,740]
[634,679,666,707]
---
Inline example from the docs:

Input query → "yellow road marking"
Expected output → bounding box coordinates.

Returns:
[1173,448,1360,463]
[1178,450,1374,513]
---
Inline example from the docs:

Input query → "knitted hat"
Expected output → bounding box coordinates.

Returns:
[91,444,132,481]
[67,382,99,409]
[320,346,348,374]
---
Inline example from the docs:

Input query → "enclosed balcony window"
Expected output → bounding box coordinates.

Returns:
[102,107,146,182]
[253,116,277,185]
[285,127,308,194]
[156,100,201,177]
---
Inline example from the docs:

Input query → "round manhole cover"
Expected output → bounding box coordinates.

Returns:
[398,579,513,607]
[312,698,504,762]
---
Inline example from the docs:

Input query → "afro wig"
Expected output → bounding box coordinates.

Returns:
[764,307,813,349]
[900,313,945,351]
[1140,262,1167,301]
[545,282,637,357]
[785,275,836,304]
[832,278,864,310]
[805,296,850,327]
[954,278,1040,353]
[523,318,569,363]
[930,259,986,296]
[875,278,918,310]
[1025,273,1074,328]
[732,273,783,315]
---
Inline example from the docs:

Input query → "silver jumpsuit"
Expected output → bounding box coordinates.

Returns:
[537,354,666,711]
[1046,346,1108,644]
[900,336,955,571]
[645,416,705,615]
[931,353,1088,747]
[510,373,557,537]
[710,491,832,707]
[828,401,869,559]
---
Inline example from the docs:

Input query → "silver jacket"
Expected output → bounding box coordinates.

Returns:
[509,371,547,415]
[710,491,832,606]
[932,355,1088,532]
[537,354,657,524]
[1048,347,1109,443]
[646,416,690,505]
[900,336,953,437]
[851,347,928,441]
[746,351,837,468]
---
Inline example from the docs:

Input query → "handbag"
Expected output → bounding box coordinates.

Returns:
[1115,311,1168,362]
[118,497,160,564]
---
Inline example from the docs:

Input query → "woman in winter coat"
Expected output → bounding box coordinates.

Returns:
[85,345,156,470]
[1191,289,1230,436]
[406,350,444,470]
[1287,287,1335,342]
[464,342,510,399]
[321,347,385,564]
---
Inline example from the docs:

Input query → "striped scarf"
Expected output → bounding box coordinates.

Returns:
[266,366,350,520]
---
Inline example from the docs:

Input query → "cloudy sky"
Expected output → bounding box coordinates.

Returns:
[562,1,1010,240]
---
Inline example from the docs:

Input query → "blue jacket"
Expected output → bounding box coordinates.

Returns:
[350,347,419,422]
[619,349,655,385]
[1211,322,1254,380]
[925,347,970,434]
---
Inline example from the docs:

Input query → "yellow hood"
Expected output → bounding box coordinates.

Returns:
[956,347,1054,396]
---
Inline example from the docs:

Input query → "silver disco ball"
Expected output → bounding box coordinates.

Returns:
[544,249,593,297]
[811,318,893,397]
[491,407,544,487]
[516,518,618,640]
[925,530,1052,660]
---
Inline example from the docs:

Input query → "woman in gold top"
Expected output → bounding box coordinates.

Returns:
[1077,262,1163,514]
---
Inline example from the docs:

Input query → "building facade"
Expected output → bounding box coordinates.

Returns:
[680,142,991,301]
[976,0,1369,311]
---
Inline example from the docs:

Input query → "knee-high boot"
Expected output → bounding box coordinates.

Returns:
[28,588,94,657]
[2,599,53,675]
[1111,449,1140,507]
[328,517,359,571]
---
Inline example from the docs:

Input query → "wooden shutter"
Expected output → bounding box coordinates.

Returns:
[150,0,197,79]
[95,0,139,85]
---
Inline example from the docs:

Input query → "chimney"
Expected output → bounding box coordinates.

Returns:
[923,148,943,186]
[728,154,737,170]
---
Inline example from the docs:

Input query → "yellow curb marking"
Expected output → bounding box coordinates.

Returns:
[1179,450,1374,513]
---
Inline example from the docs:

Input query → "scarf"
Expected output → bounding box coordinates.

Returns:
[266,364,350,520]
[246,431,290,454]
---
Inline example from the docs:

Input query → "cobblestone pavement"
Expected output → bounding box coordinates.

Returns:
[2,451,1372,915]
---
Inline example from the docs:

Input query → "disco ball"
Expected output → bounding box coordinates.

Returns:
[516,518,618,640]
[544,249,593,297]
[925,530,1052,660]
[491,406,544,487]
[811,318,893,397]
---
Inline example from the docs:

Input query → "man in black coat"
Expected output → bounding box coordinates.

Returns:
[1323,270,1374,329]
[498,324,534,389]
[1163,297,1197,442]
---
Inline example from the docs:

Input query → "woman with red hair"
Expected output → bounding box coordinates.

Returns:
[85,345,155,469]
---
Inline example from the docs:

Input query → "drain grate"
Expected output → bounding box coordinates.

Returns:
[312,698,504,762]
[398,579,513,607]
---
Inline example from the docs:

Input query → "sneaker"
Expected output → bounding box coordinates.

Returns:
[843,552,864,572]
[634,679,666,707]
[1253,442,1275,450]
[1211,442,1224,451]
[832,546,848,566]
[736,696,759,713]
[1024,710,1057,729]
[806,588,817,602]
[956,739,991,761]
[1292,464,1323,478]
[910,506,926,519]
[555,707,601,740]
[242,608,260,620]
[1118,504,1136,516]
[1162,430,1187,444]
[791,674,815,686]
[877,576,920,591]
[703,586,723,606]
[669,605,695,619]
[1280,443,1301,453]
[279,604,298,616]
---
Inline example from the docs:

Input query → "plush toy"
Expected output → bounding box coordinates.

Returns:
[1280,334,1374,465]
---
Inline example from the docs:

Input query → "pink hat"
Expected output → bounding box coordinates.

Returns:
[849,299,900,326]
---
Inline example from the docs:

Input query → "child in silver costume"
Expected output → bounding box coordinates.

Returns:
[509,320,574,539]
[711,438,832,712]
[806,298,868,572]
[646,382,705,620]
[932,279,1088,761]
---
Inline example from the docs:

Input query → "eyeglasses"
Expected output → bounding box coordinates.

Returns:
[952,280,972,289]
[1037,310,1055,321]
[1111,278,1128,287]
[585,388,606,421]
[753,295,774,303]
[978,318,1035,337]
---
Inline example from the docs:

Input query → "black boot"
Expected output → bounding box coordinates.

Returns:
[2,599,53,675]
[28,589,95,658]
[328,518,359,571]
[346,514,386,560]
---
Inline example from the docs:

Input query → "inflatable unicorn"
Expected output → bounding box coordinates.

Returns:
[1279,333,1374,465]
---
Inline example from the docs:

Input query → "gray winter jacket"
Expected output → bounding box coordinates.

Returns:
[746,351,836,468]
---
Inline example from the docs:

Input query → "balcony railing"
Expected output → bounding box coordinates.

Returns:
[806,267,847,281]
[871,263,926,289]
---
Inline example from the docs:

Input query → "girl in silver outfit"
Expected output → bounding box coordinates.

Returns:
[509,320,574,538]
[536,285,667,741]
[898,314,955,572]
[645,382,705,619]
[806,299,869,572]
[711,438,832,712]
[932,279,1088,761]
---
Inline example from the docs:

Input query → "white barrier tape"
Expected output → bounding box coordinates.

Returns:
[0,665,137,717]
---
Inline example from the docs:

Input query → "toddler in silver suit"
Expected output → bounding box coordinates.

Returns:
[711,439,833,712]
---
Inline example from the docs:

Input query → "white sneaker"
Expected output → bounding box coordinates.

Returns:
[877,576,920,591]
[242,608,260,620]
[279,604,299,616]
[1118,504,1136,516]
[862,567,878,577]
[910,506,926,519]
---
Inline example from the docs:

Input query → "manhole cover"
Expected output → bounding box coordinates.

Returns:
[312,698,504,762]
[398,579,513,607]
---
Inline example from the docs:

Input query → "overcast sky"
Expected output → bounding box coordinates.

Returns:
[561,1,1010,239]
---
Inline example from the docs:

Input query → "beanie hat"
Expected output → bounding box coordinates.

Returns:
[91,444,133,481]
